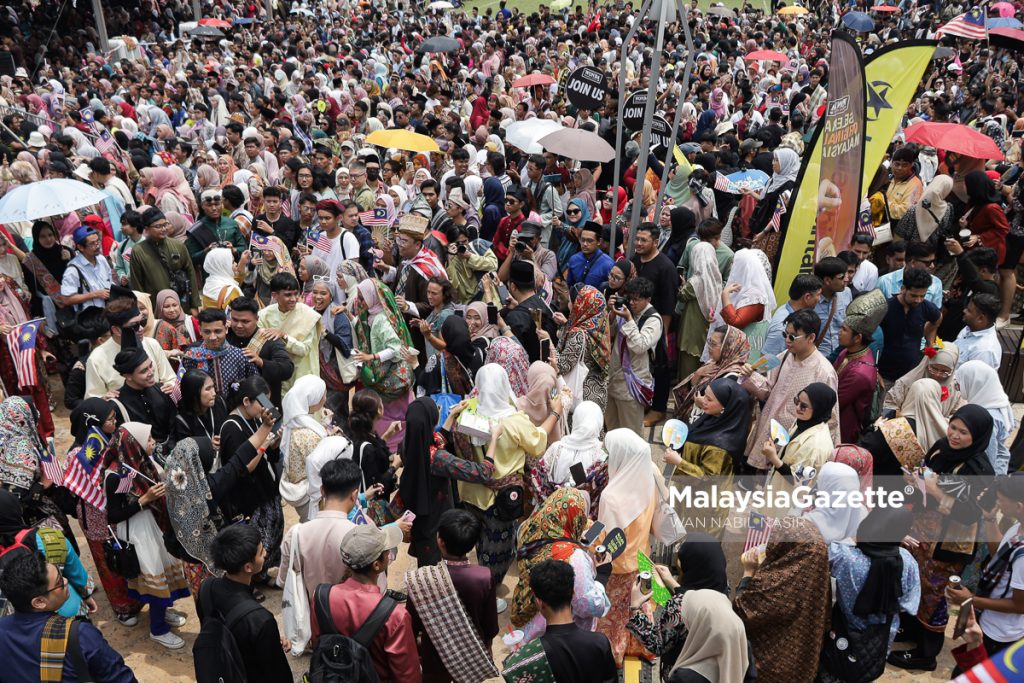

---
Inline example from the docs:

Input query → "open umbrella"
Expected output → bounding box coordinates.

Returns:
[289,7,314,15]
[988,16,1023,29]
[744,49,790,62]
[725,169,771,193]
[366,129,441,153]
[418,36,460,53]
[904,122,1004,160]
[232,16,256,24]
[428,0,454,8]
[842,11,875,31]
[198,18,232,28]
[933,46,957,59]
[538,128,616,162]
[777,5,809,14]
[994,1,1016,17]
[871,4,900,11]
[990,26,1024,51]
[188,25,225,38]
[506,120,562,154]
[707,5,734,17]
[0,179,111,223]
[512,73,557,88]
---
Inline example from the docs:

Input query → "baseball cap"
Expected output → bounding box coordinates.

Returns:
[339,524,403,570]
[740,138,763,153]
[72,225,99,244]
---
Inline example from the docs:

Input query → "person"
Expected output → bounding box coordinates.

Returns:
[889,405,996,672]
[257,272,323,393]
[180,308,258,396]
[390,218,446,353]
[414,276,456,360]
[673,324,750,421]
[502,260,558,362]
[278,375,329,522]
[128,207,200,313]
[184,189,245,271]
[446,223,499,304]
[861,378,948,477]
[761,274,822,358]
[406,509,501,683]
[111,347,177,446]
[886,146,925,221]
[254,185,299,250]
[397,397,452,566]
[199,247,242,310]
[803,461,866,544]
[849,233,880,294]
[310,524,421,683]
[510,488,610,638]
[631,224,678,425]
[710,249,776,363]
[834,290,884,442]
[821,506,921,682]
[895,175,956,279]
[171,368,227,444]
[956,361,1015,475]
[465,301,497,360]
[883,342,964,419]
[312,200,362,279]
[104,422,189,650]
[59,226,112,313]
[554,285,609,409]
[939,241,999,341]
[501,560,617,683]
[565,222,614,294]
[0,396,66,535]
[733,517,831,683]
[954,293,1001,369]
[226,297,295,406]
[197,524,294,683]
[877,241,944,308]
[676,241,723,386]
[346,389,401,526]
[741,309,839,470]
[417,315,481,418]
[0,551,138,682]
[246,220,295,308]
[528,400,608,516]
[963,170,1010,266]
[759,383,838,490]
[155,289,199,347]
[605,277,662,434]
[812,256,853,359]
[351,279,415,451]
[516,361,561,443]
[876,267,942,387]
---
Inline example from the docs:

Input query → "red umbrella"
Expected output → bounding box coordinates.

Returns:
[198,18,232,27]
[512,73,556,88]
[743,49,790,62]
[871,4,900,11]
[904,122,1004,160]
[990,27,1024,51]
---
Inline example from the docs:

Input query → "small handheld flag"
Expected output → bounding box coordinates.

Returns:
[358,208,391,228]
[5,319,43,388]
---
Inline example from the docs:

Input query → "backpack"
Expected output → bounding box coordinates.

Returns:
[636,308,667,367]
[193,579,265,683]
[306,583,398,683]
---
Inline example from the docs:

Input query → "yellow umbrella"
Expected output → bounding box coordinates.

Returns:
[777,5,809,14]
[366,129,440,153]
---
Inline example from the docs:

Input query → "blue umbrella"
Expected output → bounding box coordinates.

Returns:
[842,11,875,32]
[988,17,1024,29]
[725,169,771,193]
[232,17,256,24]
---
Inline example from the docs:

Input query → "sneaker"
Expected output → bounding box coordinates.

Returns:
[165,611,186,628]
[116,614,138,627]
[149,631,185,650]
[496,598,508,614]
[996,316,1011,329]
[886,650,936,672]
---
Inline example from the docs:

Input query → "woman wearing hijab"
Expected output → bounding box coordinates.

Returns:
[704,248,776,363]
[676,243,725,389]
[734,517,831,683]
[24,221,71,320]
[200,247,242,310]
[596,428,673,667]
[821,506,920,682]
[760,383,837,490]
[278,375,329,522]
[480,176,506,242]
[600,186,628,225]
[104,422,190,650]
[572,169,598,218]
[530,400,608,517]
[604,259,634,305]
[667,378,752,484]
[298,254,331,304]
[156,288,199,346]
[884,343,964,418]
[803,461,866,544]
[143,167,198,221]
[963,170,1010,264]
[861,378,949,476]
[896,175,956,282]
[555,285,610,409]
[484,336,531,397]
[517,361,561,442]
[663,206,696,266]
[956,360,1015,475]
[675,324,750,421]
[246,229,294,308]
[555,198,589,271]
[510,488,611,639]
[748,148,800,250]
[891,405,995,671]
[465,300,499,357]
[352,279,415,451]
[399,397,451,565]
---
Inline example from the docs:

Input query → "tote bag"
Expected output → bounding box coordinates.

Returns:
[281,526,312,656]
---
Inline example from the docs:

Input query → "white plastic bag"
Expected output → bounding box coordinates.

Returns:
[281,527,311,655]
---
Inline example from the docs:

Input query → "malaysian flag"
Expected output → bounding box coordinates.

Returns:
[308,227,331,251]
[95,129,116,156]
[713,173,737,193]
[169,362,187,404]
[766,195,787,232]
[40,436,63,484]
[114,466,137,494]
[936,6,987,40]
[250,231,284,254]
[743,511,778,552]
[5,319,43,388]
[358,208,390,228]
[62,428,109,510]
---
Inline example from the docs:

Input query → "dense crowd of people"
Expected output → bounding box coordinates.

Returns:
[2,0,1024,681]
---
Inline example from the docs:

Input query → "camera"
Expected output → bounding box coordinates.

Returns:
[921,198,931,209]
[514,240,527,252]
[457,243,467,254]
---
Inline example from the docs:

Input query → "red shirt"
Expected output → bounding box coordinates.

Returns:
[310,579,422,683]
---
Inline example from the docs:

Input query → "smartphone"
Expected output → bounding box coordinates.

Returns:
[540,337,551,360]
[953,599,973,639]
[570,462,587,486]
[400,510,417,524]
[581,521,605,547]
[486,302,498,325]
[255,392,281,422]
[453,308,464,318]
[662,462,677,481]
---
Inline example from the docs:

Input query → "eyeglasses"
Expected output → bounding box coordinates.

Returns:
[793,397,811,411]
[37,567,66,598]
[928,367,952,378]
[784,332,806,342]
[504,197,519,204]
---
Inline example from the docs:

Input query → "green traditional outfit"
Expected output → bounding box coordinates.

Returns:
[257,301,323,394]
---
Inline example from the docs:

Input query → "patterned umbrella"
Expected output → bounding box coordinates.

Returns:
[0,179,110,223]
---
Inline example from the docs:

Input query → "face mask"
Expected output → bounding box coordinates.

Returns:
[366,168,380,182]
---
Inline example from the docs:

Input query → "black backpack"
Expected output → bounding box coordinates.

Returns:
[193,579,264,683]
[306,583,398,683]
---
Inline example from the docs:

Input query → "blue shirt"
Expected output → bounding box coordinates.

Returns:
[761,302,795,358]
[828,542,920,643]
[566,250,614,291]
[876,268,943,308]
[954,326,1001,370]
[813,288,853,359]
[0,612,137,683]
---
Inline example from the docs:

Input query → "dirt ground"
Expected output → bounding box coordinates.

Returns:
[52,411,958,682]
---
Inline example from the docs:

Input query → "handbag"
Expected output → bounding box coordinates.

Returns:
[103,518,141,580]
[820,601,893,683]
[650,475,686,545]
[281,526,312,656]
[494,485,525,522]
[429,355,462,429]
[561,345,588,411]
[53,265,83,337]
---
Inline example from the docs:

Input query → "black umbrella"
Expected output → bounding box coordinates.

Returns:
[418,36,460,54]
[188,25,225,39]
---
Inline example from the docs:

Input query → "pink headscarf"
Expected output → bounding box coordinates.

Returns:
[356,279,384,323]
[147,167,198,218]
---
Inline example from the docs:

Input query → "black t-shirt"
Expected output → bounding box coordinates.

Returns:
[541,623,617,683]
[632,252,678,317]
[877,296,941,380]
[254,213,300,251]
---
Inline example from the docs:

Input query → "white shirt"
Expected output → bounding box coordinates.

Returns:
[955,326,1002,370]
[979,522,1024,642]
[312,229,360,280]
[60,253,113,311]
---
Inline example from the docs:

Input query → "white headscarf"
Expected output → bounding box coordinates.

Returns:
[689,241,724,323]
[721,249,776,319]
[543,400,606,485]
[305,434,354,519]
[201,247,242,304]
[475,364,518,421]
[898,378,948,453]
[280,376,328,504]
[914,175,952,242]
[956,360,1014,431]
[764,148,801,194]
[803,462,865,543]
[598,428,658,531]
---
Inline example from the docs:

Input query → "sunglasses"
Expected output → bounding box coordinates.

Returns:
[784,332,805,342]
[566,209,581,216]
[311,274,332,283]
[793,397,811,411]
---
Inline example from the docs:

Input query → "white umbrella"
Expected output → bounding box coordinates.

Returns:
[505,119,562,154]
[0,179,110,223]
[428,1,454,8]
[539,128,616,162]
